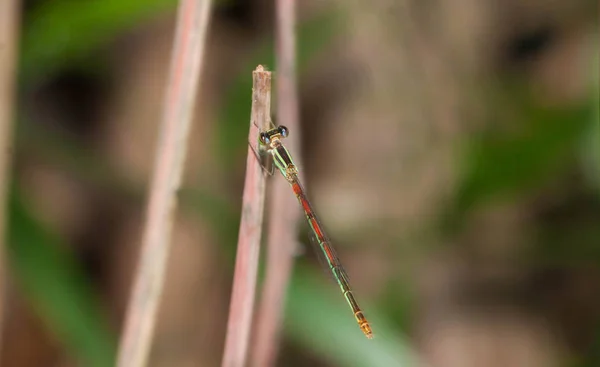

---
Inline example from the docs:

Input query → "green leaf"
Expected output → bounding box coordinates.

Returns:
[580,45,600,194]
[456,98,592,214]
[20,0,177,82]
[7,185,117,367]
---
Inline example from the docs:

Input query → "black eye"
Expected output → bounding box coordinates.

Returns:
[259,133,270,145]
[278,125,289,138]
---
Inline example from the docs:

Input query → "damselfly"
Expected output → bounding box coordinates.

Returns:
[255,124,373,339]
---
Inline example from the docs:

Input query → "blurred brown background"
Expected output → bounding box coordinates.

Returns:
[1,0,598,366]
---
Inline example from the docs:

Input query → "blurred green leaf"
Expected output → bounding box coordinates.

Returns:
[585,319,600,367]
[285,265,419,367]
[379,280,414,332]
[7,185,117,367]
[21,0,177,82]
[580,47,600,194]
[535,217,600,265]
[456,97,593,214]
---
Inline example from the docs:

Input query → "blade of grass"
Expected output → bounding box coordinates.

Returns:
[221,65,271,367]
[116,0,213,366]
[252,1,302,366]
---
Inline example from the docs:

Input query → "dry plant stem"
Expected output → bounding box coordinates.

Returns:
[252,1,301,366]
[221,66,272,367]
[116,0,212,366]
[0,0,20,353]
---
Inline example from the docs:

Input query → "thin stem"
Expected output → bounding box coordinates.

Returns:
[0,0,20,354]
[116,1,212,366]
[221,65,272,367]
[252,1,301,365]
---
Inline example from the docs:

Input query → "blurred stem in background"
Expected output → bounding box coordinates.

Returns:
[0,0,21,355]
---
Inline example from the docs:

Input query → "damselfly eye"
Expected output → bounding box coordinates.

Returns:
[259,132,270,145]
[278,125,289,138]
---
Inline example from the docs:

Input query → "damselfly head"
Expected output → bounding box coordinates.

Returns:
[259,125,289,146]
